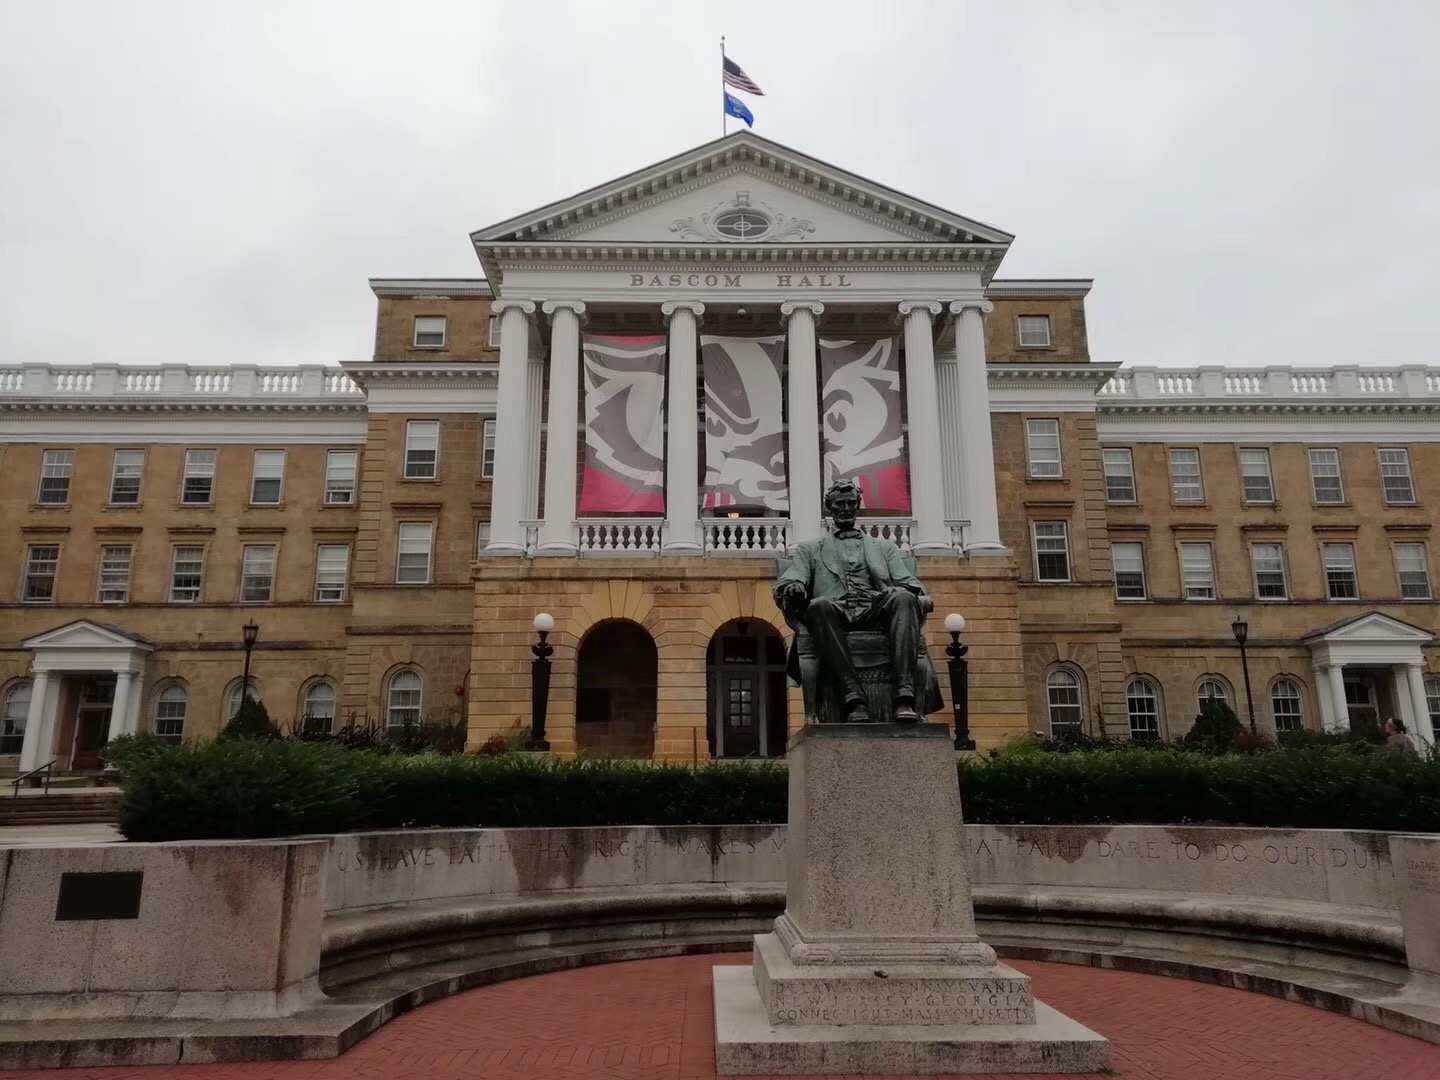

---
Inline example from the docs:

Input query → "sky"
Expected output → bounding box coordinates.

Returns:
[1,1,1436,371]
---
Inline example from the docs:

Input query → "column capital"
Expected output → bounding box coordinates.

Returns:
[541,299,587,322]
[661,300,706,324]
[948,299,994,317]
[897,300,943,321]
[491,299,537,317]
[780,300,825,319]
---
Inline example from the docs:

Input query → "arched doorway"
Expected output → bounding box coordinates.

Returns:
[575,619,657,758]
[706,619,788,758]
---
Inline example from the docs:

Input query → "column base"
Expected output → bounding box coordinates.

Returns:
[533,543,579,557]
[481,541,527,557]
[911,541,959,556]
[662,541,704,555]
[963,541,1011,557]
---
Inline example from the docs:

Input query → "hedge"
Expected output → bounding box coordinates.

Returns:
[115,739,1440,842]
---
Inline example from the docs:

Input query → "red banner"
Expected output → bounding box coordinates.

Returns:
[819,336,910,512]
[579,334,667,514]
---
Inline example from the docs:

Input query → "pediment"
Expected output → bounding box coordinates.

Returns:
[1305,612,1434,644]
[23,620,154,652]
[471,132,1012,251]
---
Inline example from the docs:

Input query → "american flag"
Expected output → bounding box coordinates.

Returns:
[723,57,765,96]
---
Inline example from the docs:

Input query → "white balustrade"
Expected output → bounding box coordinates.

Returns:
[190,370,232,393]
[859,518,914,552]
[1290,372,1330,394]
[1223,372,1264,395]
[121,369,164,392]
[1428,373,1440,394]
[51,370,94,392]
[1154,373,1195,395]
[1096,373,1131,396]
[1356,371,1398,393]
[325,372,361,394]
[259,370,301,393]
[703,518,790,556]
[577,519,663,555]
[0,369,23,392]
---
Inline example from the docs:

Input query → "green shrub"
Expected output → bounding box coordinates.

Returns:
[1181,697,1244,754]
[100,733,177,780]
[219,696,279,741]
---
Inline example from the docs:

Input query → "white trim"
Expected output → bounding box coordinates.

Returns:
[0,416,365,444]
[986,279,1093,298]
[369,278,491,298]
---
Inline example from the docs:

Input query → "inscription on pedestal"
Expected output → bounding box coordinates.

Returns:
[768,978,1034,1026]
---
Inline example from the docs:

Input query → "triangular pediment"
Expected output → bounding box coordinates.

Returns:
[1304,611,1434,644]
[471,132,1012,250]
[23,620,154,652]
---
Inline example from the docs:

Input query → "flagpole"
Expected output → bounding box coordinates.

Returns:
[721,36,727,137]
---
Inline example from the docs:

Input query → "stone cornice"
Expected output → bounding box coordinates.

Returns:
[986,363,1121,387]
[485,244,1001,273]
[986,279,1094,299]
[368,278,492,299]
[342,363,499,388]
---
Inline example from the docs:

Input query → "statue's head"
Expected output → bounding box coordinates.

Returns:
[824,478,863,528]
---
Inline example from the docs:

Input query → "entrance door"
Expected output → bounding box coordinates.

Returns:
[72,678,115,770]
[1344,676,1380,736]
[707,621,788,758]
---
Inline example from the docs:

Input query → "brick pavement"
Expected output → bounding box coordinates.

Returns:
[4,954,1439,1080]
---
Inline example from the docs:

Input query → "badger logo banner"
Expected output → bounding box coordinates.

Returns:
[700,334,788,510]
[819,336,910,512]
[579,334,667,514]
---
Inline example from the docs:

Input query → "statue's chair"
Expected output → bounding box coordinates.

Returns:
[777,556,945,724]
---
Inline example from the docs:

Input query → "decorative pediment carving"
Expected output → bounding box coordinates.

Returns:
[669,190,816,244]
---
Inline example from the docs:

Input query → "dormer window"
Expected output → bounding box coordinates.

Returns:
[1017,315,1052,348]
[413,315,447,348]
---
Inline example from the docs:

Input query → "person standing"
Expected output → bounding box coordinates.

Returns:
[1383,717,1419,754]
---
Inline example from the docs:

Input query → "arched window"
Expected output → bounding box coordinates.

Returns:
[302,680,337,735]
[1126,678,1161,741]
[224,679,262,720]
[1271,678,1304,733]
[2,681,31,755]
[1196,677,1230,712]
[386,670,422,729]
[153,683,188,742]
[1046,669,1083,738]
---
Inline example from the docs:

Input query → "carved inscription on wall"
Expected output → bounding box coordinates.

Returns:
[767,977,1034,1027]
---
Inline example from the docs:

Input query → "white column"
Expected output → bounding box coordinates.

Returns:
[486,299,537,555]
[125,669,146,736]
[535,300,586,555]
[1326,663,1350,733]
[782,301,825,543]
[524,355,545,520]
[107,669,134,743]
[1406,663,1434,744]
[899,301,949,555]
[948,299,1006,554]
[1391,666,1415,729]
[1314,664,1337,732]
[661,301,705,553]
[17,669,52,773]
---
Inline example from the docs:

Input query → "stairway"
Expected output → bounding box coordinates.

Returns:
[0,790,122,826]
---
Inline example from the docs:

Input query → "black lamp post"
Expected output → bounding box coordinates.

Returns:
[1231,614,1257,735]
[241,619,259,708]
[945,613,975,750]
[528,612,554,751]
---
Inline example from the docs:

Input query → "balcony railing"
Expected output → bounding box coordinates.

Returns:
[703,518,790,556]
[496,517,934,558]
[1097,365,1440,404]
[0,364,362,401]
[576,519,664,555]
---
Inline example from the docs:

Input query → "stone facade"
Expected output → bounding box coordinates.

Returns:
[3,133,1439,770]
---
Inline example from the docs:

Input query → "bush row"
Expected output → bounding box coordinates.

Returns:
[114,738,1440,842]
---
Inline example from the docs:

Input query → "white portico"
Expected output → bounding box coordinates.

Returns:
[1305,612,1436,742]
[471,132,1011,559]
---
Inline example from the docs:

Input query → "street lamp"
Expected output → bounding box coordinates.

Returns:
[241,620,260,709]
[1231,614,1257,735]
[944,613,975,751]
[528,612,555,751]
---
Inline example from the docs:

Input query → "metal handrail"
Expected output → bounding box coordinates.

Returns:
[9,759,56,797]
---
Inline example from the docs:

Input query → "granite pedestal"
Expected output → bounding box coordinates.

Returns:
[713,723,1109,1074]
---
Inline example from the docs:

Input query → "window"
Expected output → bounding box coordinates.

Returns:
[315,544,349,602]
[1102,448,1135,502]
[487,315,502,348]
[1427,676,1440,737]
[97,544,133,603]
[404,420,440,479]
[1379,448,1416,504]
[1251,543,1288,600]
[22,544,59,603]
[37,449,73,504]
[1046,669,1082,737]
[1017,314,1052,347]
[396,522,434,583]
[302,681,336,735]
[1322,542,1358,599]
[1033,521,1071,582]
[1168,448,1204,503]
[1396,542,1431,599]
[475,521,491,557]
[324,450,358,505]
[2,681,30,754]
[240,544,277,602]
[1196,678,1230,711]
[1111,542,1146,599]
[181,449,216,504]
[1308,448,1344,504]
[413,315,447,348]
[108,449,145,505]
[1238,448,1274,503]
[1126,678,1161,741]
[1025,419,1062,478]
[170,544,205,603]
[1179,542,1216,600]
[387,670,422,728]
[250,450,286,504]
[153,684,187,742]
[481,419,496,479]
[225,679,261,720]
[1271,678,1303,734]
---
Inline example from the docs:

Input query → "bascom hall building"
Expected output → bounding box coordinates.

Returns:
[4,131,1439,774]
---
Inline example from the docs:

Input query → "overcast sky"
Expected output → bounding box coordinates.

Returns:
[2,1,1436,371]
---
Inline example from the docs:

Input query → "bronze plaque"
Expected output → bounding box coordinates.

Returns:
[55,870,143,921]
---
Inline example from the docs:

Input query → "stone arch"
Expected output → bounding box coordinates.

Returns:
[706,618,788,759]
[576,618,658,759]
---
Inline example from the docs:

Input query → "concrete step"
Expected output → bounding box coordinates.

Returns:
[0,792,121,826]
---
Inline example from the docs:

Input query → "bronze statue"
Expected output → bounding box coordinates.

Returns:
[776,479,943,723]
